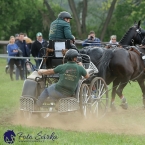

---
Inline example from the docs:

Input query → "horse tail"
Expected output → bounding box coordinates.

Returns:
[97,48,115,80]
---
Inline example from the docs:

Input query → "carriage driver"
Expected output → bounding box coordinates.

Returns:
[49,11,78,51]
[36,49,89,107]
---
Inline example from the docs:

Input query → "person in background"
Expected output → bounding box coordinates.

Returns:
[15,33,30,80]
[31,32,48,69]
[82,31,101,47]
[109,35,118,45]
[7,36,22,81]
[24,33,32,51]
[5,34,20,74]
[15,34,19,43]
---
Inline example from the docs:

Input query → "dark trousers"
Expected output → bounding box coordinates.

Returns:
[9,59,22,80]
[15,59,26,80]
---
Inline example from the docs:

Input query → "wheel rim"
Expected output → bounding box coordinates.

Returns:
[22,111,32,121]
[80,83,91,118]
[89,77,108,118]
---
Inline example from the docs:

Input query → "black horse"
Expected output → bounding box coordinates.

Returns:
[80,20,145,110]
[98,47,145,110]
[119,20,145,46]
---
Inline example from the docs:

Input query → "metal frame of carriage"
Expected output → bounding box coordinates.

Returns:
[20,40,109,119]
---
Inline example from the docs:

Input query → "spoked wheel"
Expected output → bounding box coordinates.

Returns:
[89,77,108,118]
[21,110,33,121]
[80,83,91,118]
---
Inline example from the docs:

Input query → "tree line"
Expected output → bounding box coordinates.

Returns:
[0,0,145,42]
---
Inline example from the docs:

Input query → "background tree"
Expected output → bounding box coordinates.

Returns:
[104,0,145,42]
[100,0,117,41]
[0,0,45,39]
[0,0,145,43]
[68,0,87,38]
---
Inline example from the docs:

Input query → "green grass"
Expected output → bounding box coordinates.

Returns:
[0,58,145,145]
[1,126,145,145]
[108,82,143,108]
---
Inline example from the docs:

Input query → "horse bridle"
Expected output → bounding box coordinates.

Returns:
[131,28,144,45]
[136,28,144,39]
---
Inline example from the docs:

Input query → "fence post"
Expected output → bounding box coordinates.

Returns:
[3,45,7,54]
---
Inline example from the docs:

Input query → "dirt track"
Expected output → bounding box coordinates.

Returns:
[12,107,145,135]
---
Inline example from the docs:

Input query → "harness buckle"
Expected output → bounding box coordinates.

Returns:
[136,29,141,34]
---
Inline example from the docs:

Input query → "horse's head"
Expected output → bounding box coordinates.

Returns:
[119,20,145,46]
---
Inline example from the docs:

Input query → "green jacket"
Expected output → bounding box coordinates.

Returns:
[54,61,87,96]
[49,18,74,40]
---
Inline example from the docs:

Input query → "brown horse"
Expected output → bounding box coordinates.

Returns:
[98,47,145,110]
[97,21,145,111]
[80,20,145,111]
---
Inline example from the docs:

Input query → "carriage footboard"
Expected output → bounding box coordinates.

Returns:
[20,97,80,113]
[58,97,79,113]
[20,97,34,111]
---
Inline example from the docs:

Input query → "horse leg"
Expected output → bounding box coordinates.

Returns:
[116,81,128,110]
[110,79,120,111]
[137,79,145,108]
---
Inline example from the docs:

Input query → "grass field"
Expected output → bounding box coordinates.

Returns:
[0,58,145,145]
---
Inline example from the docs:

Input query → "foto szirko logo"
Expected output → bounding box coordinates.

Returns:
[3,130,16,144]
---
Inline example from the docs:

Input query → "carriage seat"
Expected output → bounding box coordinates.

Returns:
[46,40,71,68]
[27,71,42,81]
[48,39,70,57]
[86,69,94,75]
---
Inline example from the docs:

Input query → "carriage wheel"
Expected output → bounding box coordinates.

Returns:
[89,77,108,118]
[21,110,33,121]
[79,83,91,118]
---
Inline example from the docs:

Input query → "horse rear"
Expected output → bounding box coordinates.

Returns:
[98,48,145,110]
[110,48,144,81]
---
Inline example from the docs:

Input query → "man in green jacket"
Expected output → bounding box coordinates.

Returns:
[49,11,77,50]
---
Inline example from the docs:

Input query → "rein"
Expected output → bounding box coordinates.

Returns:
[128,46,141,56]
[131,70,144,81]
[107,70,145,93]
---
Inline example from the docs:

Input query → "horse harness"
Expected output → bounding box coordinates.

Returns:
[131,28,144,46]
[128,46,145,72]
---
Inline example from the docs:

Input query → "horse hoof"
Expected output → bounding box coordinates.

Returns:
[120,98,128,110]
[120,103,128,110]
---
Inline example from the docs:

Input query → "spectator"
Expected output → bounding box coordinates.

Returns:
[49,11,78,50]
[5,34,20,74]
[15,34,19,43]
[82,31,101,47]
[15,33,30,80]
[7,36,22,81]
[109,35,118,45]
[24,33,32,51]
[31,32,48,68]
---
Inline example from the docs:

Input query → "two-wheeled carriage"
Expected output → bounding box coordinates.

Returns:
[20,40,109,120]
